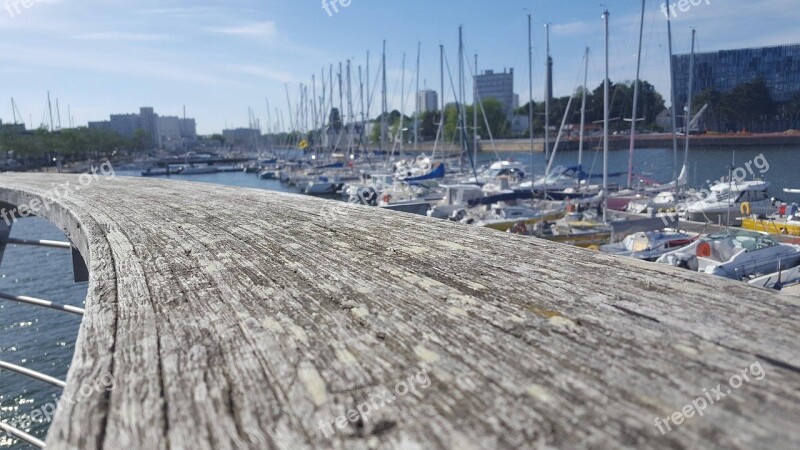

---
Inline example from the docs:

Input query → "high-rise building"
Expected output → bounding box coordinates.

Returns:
[108,114,140,138]
[180,118,197,139]
[416,90,439,113]
[88,107,198,149]
[222,128,260,146]
[475,68,515,117]
[673,43,800,110]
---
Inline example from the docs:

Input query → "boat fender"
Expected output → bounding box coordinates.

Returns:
[740,202,751,216]
[696,242,712,258]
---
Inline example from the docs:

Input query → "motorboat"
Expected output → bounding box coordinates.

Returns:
[180,165,218,175]
[427,185,488,220]
[518,165,587,191]
[681,180,771,225]
[741,189,800,236]
[656,229,800,280]
[600,230,698,261]
[528,211,612,248]
[741,205,800,236]
[141,167,181,177]
[462,160,526,185]
[626,190,704,214]
[258,168,280,179]
[302,175,346,196]
[748,264,800,291]
[461,203,565,231]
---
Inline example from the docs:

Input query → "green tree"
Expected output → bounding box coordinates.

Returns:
[328,108,343,132]
[418,110,441,141]
[469,98,509,139]
[210,133,226,145]
[133,128,152,152]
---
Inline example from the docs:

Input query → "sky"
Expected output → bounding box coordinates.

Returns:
[1,0,799,135]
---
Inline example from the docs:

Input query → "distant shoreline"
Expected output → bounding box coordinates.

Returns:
[403,132,800,153]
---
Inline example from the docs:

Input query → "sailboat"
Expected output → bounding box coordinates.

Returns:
[525,11,614,248]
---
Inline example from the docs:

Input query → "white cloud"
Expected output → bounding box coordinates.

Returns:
[209,21,278,39]
[551,21,594,37]
[72,32,171,42]
[225,64,297,84]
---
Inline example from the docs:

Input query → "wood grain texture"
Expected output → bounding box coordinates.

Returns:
[0,173,797,450]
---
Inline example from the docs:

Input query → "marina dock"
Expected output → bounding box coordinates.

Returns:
[0,174,798,449]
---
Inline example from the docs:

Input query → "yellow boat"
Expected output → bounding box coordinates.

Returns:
[528,214,613,248]
[481,209,566,232]
[741,216,800,236]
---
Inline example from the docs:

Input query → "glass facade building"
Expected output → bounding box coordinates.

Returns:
[673,43,800,110]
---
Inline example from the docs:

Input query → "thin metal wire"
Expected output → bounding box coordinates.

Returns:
[0,361,66,388]
[0,238,71,250]
[0,225,78,449]
[0,292,84,316]
[0,421,46,448]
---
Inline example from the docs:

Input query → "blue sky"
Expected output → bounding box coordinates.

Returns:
[1,0,798,134]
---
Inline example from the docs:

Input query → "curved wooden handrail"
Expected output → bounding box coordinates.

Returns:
[0,173,798,449]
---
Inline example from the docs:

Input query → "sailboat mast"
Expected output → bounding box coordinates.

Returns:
[438,44,445,160]
[414,42,421,152]
[544,23,551,162]
[579,47,589,168]
[347,61,354,154]
[602,10,610,224]
[381,40,387,152]
[684,29,696,170]
[628,0,646,188]
[312,75,319,153]
[284,84,294,140]
[266,98,274,152]
[56,99,62,130]
[473,53,478,165]
[338,62,344,135]
[358,65,366,152]
[47,91,54,132]
[11,98,17,124]
[667,14,679,187]
[400,52,406,153]
[365,51,370,150]
[329,64,334,150]
[458,26,465,163]
[528,14,534,177]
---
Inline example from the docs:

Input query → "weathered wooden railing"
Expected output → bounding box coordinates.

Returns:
[0,173,798,449]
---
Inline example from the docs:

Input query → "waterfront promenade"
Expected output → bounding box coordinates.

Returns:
[0,174,798,449]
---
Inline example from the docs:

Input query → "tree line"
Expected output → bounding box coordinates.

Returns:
[364,79,667,143]
[0,126,151,168]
